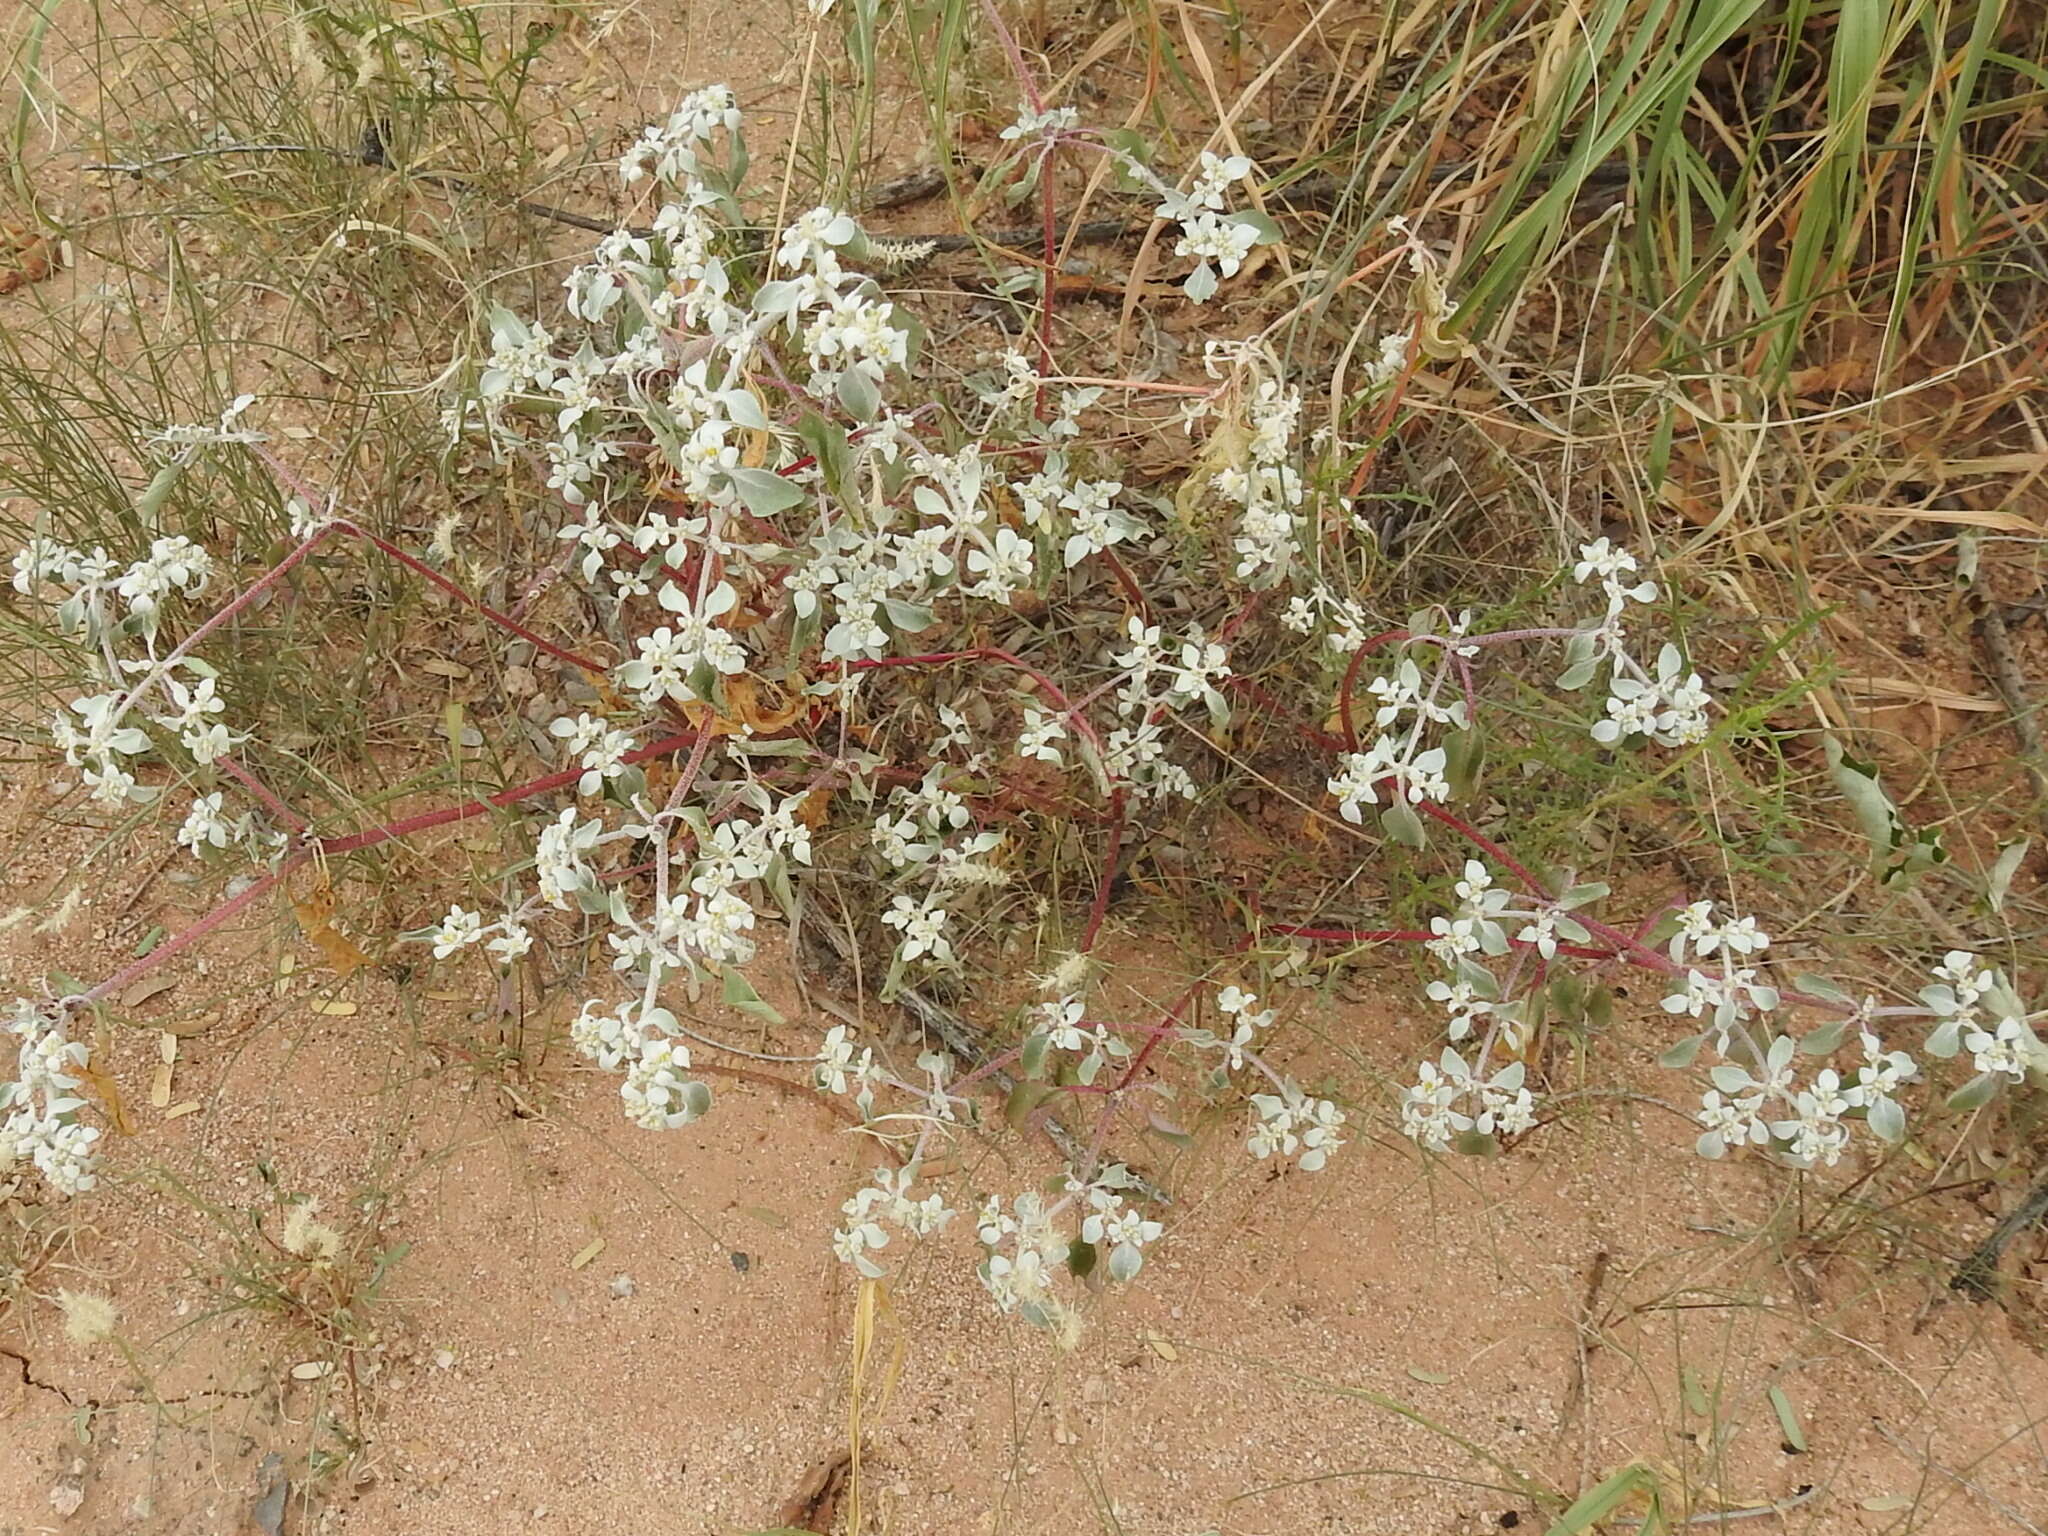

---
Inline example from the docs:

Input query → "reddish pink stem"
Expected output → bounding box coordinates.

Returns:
[215,754,308,830]
[333,521,606,677]
[1337,628,1411,750]
[67,730,702,1012]
[1078,788,1128,953]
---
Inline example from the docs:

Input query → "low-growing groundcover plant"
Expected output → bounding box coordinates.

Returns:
[5,67,2045,1343]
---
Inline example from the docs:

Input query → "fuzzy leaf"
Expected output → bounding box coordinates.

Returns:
[727,466,804,517]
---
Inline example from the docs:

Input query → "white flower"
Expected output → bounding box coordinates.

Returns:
[1247,1084,1346,1170]
[1696,1089,1767,1159]
[549,713,635,795]
[536,809,602,909]
[1001,104,1080,141]
[1424,978,1492,1042]
[966,526,1035,602]
[1034,996,1088,1053]
[1016,706,1066,764]
[882,894,955,966]
[486,922,534,963]
[176,792,234,853]
[621,1036,708,1130]
[428,906,485,958]
[1963,1014,2033,1083]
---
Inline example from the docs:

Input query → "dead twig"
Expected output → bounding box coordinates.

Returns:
[1951,1171,2048,1299]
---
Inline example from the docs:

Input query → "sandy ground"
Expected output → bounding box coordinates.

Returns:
[3,784,2048,1535]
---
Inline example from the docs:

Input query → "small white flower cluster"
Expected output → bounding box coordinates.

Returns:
[14,531,281,813]
[566,999,712,1130]
[618,84,741,187]
[421,904,534,964]
[175,790,278,858]
[1659,900,1781,1049]
[976,1189,1075,1322]
[973,1163,1161,1319]
[1399,1050,1535,1152]
[815,1024,884,1116]
[1206,374,1306,583]
[833,1163,955,1278]
[1922,950,2041,1087]
[1567,540,1711,748]
[871,755,1007,975]
[1247,1083,1348,1170]
[1325,645,1467,827]
[1098,617,1231,804]
[1027,992,1130,1085]
[1000,104,1080,142]
[1157,152,1266,303]
[1,1001,102,1197]
[146,393,263,458]
[1696,1028,1917,1167]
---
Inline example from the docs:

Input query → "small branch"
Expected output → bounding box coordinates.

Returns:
[1951,1169,2048,1299]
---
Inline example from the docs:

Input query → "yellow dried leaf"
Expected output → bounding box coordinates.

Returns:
[679,674,808,737]
[80,1057,134,1137]
[291,872,373,979]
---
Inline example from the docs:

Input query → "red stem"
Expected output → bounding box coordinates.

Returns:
[1337,628,1411,750]
[214,754,308,830]
[68,730,702,1011]
[1078,789,1128,952]
[334,521,607,678]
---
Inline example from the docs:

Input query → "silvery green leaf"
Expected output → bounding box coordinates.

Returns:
[1227,210,1282,244]
[1710,1064,1751,1093]
[1987,837,2030,913]
[1556,655,1600,691]
[1798,1018,1851,1055]
[1659,1032,1706,1069]
[678,1080,713,1121]
[751,278,800,319]
[1946,1072,2001,1112]
[1380,798,1424,849]
[1020,1031,1050,1079]
[609,766,647,804]
[722,968,785,1025]
[882,598,933,632]
[1455,958,1498,998]
[1183,262,1219,304]
[720,389,769,430]
[487,306,530,348]
[764,855,797,920]
[727,466,804,516]
[1558,881,1609,909]
[1453,1129,1499,1158]
[1108,1242,1144,1283]
[1794,973,1852,1005]
[1867,1095,1906,1143]
[836,367,881,421]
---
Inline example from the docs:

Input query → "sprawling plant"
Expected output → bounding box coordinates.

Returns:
[5,83,2040,1335]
